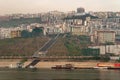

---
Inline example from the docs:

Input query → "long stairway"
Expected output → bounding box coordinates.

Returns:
[25,59,40,68]
[25,34,60,68]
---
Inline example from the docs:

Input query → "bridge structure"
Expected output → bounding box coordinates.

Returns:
[25,33,60,68]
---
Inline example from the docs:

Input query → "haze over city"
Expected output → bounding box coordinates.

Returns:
[0,0,120,15]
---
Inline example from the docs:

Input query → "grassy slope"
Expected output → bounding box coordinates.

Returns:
[64,35,91,56]
[0,34,91,57]
[47,37,69,56]
[47,34,91,56]
[0,37,49,56]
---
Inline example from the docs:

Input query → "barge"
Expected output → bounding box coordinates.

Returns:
[51,64,74,70]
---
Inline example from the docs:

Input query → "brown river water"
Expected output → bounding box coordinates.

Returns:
[0,69,120,80]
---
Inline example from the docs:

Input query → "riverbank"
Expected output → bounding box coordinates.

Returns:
[0,59,21,68]
[0,59,117,69]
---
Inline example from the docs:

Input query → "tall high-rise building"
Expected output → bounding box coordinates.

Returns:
[77,7,85,13]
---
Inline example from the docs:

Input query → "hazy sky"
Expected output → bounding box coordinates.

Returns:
[0,0,120,15]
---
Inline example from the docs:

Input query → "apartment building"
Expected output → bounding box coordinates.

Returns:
[91,30,115,44]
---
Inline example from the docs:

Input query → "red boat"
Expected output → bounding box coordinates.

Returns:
[97,63,120,70]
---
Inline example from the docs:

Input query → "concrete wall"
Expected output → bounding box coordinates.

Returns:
[89,45,120,55]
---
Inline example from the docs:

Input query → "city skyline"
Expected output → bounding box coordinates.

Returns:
[0,0,120,15]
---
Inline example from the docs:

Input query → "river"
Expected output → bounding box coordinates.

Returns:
[0,69,120,80]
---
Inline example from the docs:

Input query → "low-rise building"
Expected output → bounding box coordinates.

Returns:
[70,26,88,35]
[11,30,21,38]
[0,27,22,39]
[89,45,120,55]
[0,28,11,39]
[110,56,120,60]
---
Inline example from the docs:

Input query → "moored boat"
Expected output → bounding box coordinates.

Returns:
[51,64,74,70]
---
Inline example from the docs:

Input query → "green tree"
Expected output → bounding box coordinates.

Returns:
[21,30,31,38]
[32,27,43,37]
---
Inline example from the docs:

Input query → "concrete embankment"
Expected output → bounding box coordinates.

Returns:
[24,60,100,69]
[0,59,116,69]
